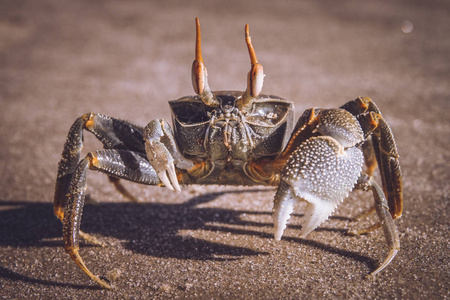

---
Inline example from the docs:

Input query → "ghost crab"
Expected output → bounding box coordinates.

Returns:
[53,18,403,288]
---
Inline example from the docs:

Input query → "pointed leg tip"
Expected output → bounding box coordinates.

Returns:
[96,277,113,289]
[364,273,376,281]
[346,229,359,236]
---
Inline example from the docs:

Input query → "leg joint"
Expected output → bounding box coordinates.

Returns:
[86,152,100,169]
[81,113,96,131]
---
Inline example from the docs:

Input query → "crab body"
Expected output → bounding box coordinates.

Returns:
[170,92,293,185]
[53,18,403,289]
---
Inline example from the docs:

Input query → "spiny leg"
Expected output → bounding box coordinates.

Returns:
[63,158,111,288]
[348,174,400,277]
[85,114,146,202]
[352,140,377,221]
[341,97,403,220]
[54,116,86,221]
[362,139,377,177]
[63,149,161,288]
[54,113,145,221]
[371,115,403,218]
[351,139,378,221]
[342,97,402,226]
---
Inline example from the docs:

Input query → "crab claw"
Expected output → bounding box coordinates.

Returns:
[145,140,181,191]
[144,119,182,192]
[273,136,364,240]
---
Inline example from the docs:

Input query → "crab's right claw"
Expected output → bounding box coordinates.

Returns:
[273,136,364,240]
[144,119,181,192]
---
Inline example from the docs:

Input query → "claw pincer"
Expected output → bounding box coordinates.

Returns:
[144,119,184,191]
[274,109,365,239]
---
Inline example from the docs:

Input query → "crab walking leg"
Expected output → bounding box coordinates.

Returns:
[361,139,378,177]
[371,117,403,218]
[63,149,161,288]
[54,113,145,220]
[107,176,140,203]
[63,158,112,289]
[351,174,400,277]
[352,139,377,222]
[54,117,85,221]
[341,97,403,219]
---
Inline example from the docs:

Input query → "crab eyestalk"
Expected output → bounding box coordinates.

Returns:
[192,17,218,107]
[236,24,265,112]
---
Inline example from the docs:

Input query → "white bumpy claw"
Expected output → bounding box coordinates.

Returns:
[273,136,364,240]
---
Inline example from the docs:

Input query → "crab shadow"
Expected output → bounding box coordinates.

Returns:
[0,189,377,287]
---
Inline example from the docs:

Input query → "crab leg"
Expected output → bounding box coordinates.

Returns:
[63,158,111,289]
[107,176,140,203]
[54,113,146,220]
[63,149,161,288]
[341,97,403,219]
[350,174,400,276]
[371,116,403,218]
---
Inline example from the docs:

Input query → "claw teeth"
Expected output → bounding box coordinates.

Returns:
[167,163,181,192]
[158,170,174,191]
[273,197,296,241]
[299,199,336,237]
[273,181,296,241]
[155,163,181,192]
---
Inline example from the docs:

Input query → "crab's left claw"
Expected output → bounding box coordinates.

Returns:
[144,119,182,192]
[145,141,181,192]
[273,136,364,240]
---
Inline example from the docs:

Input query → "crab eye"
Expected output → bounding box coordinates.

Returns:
[246,100,292,126]
[169,100,210,124]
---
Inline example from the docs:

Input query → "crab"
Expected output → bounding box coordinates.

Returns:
[53,18,403,289]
